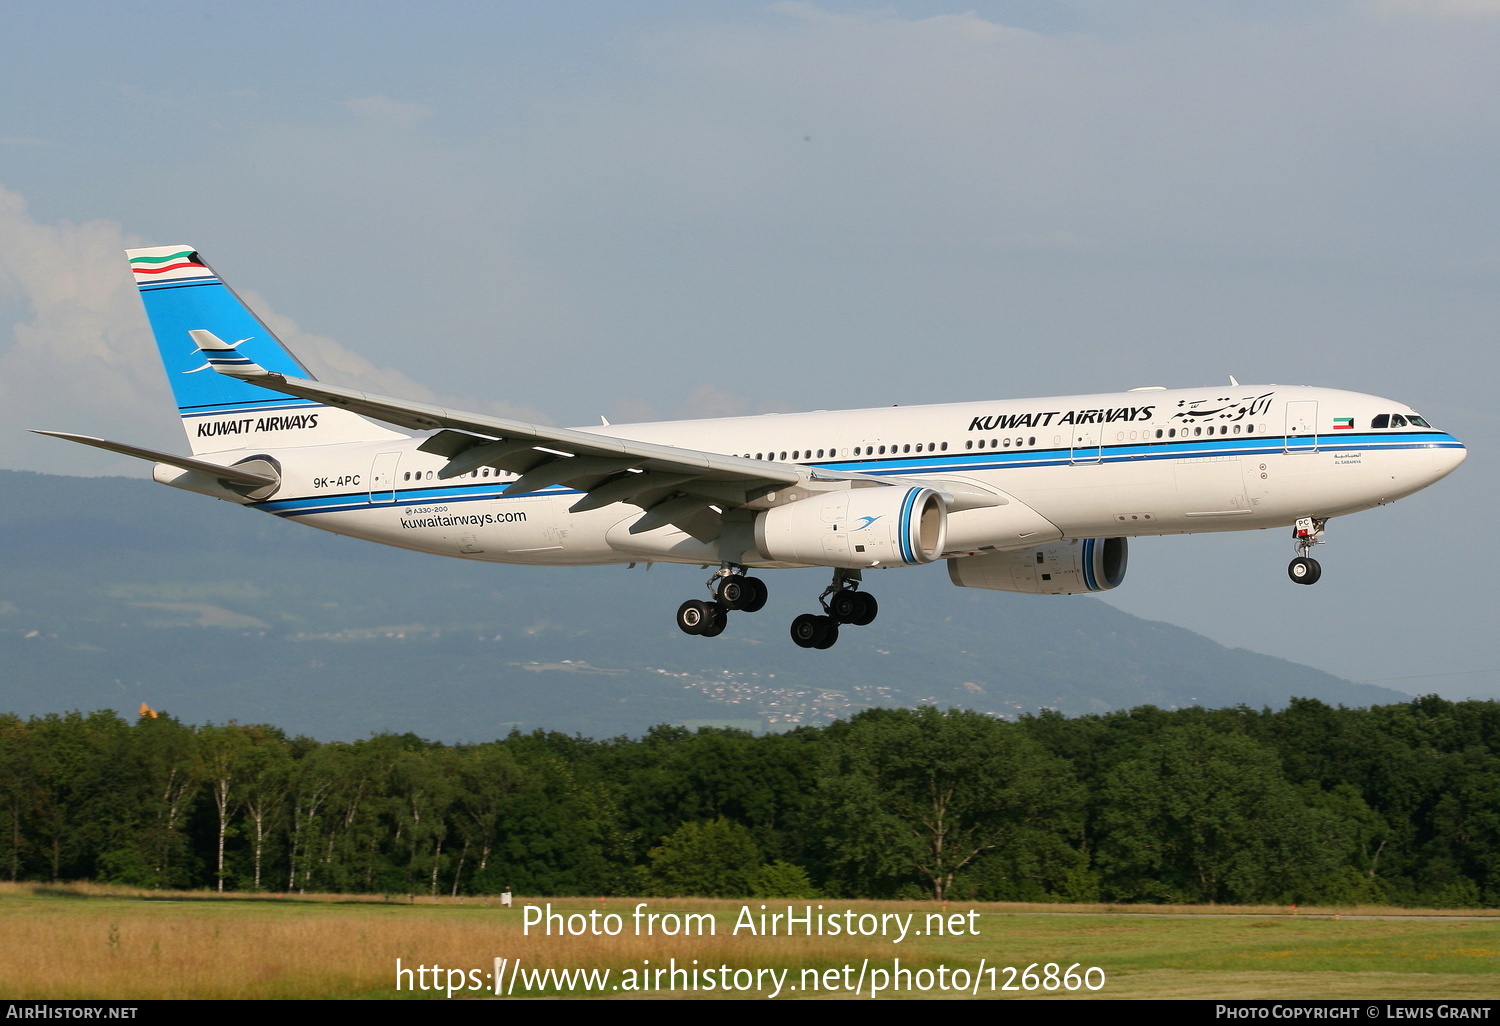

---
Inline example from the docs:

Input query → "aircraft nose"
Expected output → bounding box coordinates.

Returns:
[1429,440,1467,482]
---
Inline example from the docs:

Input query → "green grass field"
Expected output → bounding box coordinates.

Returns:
[2,883,1496,1000]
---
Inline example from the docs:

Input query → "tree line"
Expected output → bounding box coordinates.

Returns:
[1,696,1496,906]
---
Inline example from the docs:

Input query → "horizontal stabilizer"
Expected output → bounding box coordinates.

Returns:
[31,431,279,488]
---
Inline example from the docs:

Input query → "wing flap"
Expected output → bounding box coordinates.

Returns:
[568,472,701,513]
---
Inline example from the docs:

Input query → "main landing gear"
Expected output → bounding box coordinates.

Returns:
[789,569,879,650]
[676,566,767,639]
[1288,516,1326,586]
[674,565,880,649]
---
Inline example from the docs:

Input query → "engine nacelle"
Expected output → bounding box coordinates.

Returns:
[947,537,1128,594]
[755,486,947,568]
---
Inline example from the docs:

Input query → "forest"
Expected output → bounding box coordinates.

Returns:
[2,696,1496,907]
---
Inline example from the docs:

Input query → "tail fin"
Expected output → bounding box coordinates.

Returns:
[128,246,404,455]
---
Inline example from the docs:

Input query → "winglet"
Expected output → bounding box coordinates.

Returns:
[187,329,273,379]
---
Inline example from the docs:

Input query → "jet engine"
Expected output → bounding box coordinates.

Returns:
[947,537,1127,594]
[755,486,946,568]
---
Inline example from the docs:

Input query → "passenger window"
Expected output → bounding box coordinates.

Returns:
[965,441,973,450]
[941,442,948,451]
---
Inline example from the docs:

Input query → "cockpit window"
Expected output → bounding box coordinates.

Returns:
[1407,414,1431,427]
[1391,414,1408,428]
[1371,414,1389,429]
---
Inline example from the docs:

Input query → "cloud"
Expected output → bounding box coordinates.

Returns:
[0,188,167,473]
[246,298,550,425]
[342,96,433,130]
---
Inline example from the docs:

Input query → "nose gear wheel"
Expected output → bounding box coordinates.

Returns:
[1287,517,1327,586]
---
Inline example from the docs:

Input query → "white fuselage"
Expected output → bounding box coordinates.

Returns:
[206,384,1465,569]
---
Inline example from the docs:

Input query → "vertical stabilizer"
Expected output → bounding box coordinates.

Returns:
[128,246,405,455]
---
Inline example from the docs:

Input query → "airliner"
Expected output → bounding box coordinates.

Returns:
[37,246,1467,649]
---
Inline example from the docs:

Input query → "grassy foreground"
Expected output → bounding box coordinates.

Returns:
[1,882,1497,1000]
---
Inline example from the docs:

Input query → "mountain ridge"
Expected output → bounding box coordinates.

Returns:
[0,469,1406,740]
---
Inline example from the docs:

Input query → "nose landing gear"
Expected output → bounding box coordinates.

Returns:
[1288,517,1326,585]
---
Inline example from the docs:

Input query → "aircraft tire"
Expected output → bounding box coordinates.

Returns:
[850,592,878,626]
[715,577,747,609]
[790,613,822,648]
[812,618,839,649]
[700,602,729,637]
[1288,557,1322,585]
[740,577,769,613]
[829,591,860,623]
[677,599,715,635]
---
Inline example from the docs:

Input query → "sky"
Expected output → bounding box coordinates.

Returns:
[1,0,1497,701]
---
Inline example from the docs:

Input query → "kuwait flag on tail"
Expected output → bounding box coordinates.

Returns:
[1333,417,1354,430]
[128,246,213,287]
